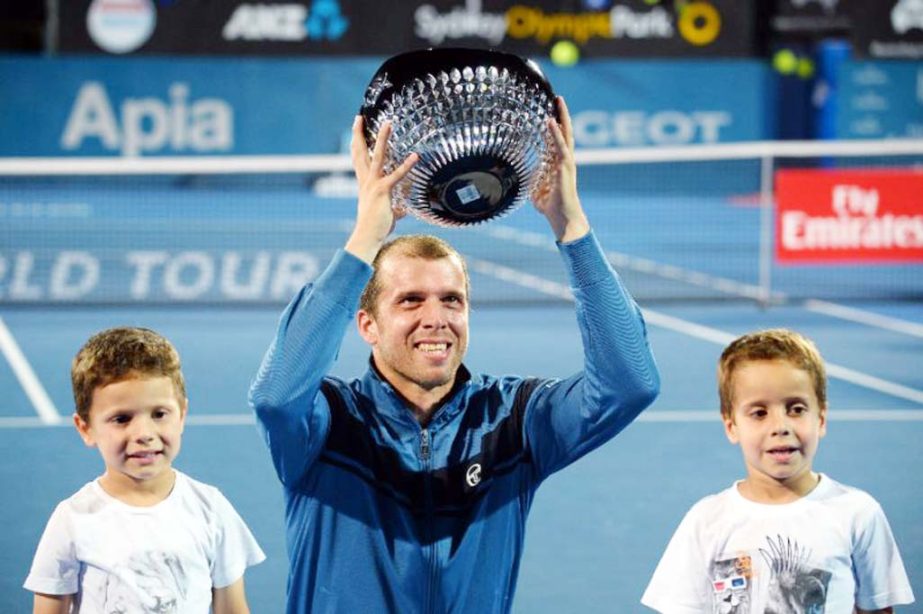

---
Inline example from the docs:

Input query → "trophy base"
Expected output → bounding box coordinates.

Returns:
[425,155,521,225]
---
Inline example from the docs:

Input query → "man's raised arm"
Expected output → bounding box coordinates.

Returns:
[525,97,660,479]
[248,118,417,485]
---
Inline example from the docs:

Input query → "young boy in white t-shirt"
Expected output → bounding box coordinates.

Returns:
[642,328,914,614]
[25,327,265,613]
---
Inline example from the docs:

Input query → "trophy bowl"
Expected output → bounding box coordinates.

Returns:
[360,48,559,227]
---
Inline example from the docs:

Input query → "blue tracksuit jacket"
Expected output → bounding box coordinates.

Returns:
[249,231,660,614]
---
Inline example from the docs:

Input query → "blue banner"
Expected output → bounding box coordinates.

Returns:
[835,60,923,139]
[0,56,774,158]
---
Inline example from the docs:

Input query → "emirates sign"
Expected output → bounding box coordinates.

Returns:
[775,169,923,264]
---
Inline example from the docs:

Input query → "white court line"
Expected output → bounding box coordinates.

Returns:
[804,299,923,339]
[0,414,257,429]
[481,225,785,303]
[638,410,923,422]
[467,257,923,407]
[3,410,921,429]
[0,316,62,425]
[484,225,923,337]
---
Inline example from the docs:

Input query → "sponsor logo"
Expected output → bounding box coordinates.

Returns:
[790,0,839,12]
[306,0,349,39]
[506,6,616,44]
[572,109,731,147]
[782,185,923,250]
[676,1,721,46]
[223,0,348,42]
[776,170,923,263]
[507,4,672,44]
[413,1,720,47]
[86,0,157,54]
[0,250,320,302]
[60,82,233,156]
[892,0,923,35]
[465,463,482,487]
[850,64,889,87]
[415,0,506,46]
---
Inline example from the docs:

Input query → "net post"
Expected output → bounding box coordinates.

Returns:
[758,152,774,308]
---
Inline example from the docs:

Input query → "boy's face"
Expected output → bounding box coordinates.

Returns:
[75,375,187,493]
[723,359,826,496]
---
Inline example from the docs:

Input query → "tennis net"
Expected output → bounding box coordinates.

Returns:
[1,139,921,307]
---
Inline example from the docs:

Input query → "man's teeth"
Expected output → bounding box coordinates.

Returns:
[418,343,448,353]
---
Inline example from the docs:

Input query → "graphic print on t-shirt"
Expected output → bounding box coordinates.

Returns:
[100,550,187,613]
[759,534,831,614]
[710,554,753,613]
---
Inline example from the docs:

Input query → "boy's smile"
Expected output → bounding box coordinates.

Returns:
[723,359,826,502]
[75,375,187,502]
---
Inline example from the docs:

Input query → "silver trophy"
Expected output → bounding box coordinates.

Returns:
[360,48,559,227]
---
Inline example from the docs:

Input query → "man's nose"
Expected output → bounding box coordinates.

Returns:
[420,300,447,328]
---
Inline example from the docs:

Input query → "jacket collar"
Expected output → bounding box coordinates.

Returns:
[362,356,473,429]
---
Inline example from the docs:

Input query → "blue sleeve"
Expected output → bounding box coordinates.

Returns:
[248,249,372,487]
[524,231,660,481]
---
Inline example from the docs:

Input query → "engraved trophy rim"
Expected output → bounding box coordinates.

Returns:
[360,47,560,227]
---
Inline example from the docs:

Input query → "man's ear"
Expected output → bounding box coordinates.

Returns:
[723,414,739,445]
[73,413,96,447]
[357,309,378,345]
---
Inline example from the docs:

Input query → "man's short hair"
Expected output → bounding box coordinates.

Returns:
[71,327,186,422]
[717,328,826,421]
[359,235,470,315]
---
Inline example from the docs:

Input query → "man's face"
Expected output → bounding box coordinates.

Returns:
[358,252,469,400]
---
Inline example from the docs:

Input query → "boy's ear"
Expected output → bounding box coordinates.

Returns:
[179,397,189,431]
[73,413,96,447]
[723,414,739,445]
[356,309,378,345]
[818,403,827,438]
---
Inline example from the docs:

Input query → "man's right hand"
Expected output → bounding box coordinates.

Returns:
[345,116,418,263]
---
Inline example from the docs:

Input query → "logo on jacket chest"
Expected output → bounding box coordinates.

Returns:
[465,463,482,487]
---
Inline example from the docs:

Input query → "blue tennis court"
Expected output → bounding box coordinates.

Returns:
[2,288,922,613]
[1,180,921,612]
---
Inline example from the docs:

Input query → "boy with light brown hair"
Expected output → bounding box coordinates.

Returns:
[25,327,265,613]
[642,328,914,613]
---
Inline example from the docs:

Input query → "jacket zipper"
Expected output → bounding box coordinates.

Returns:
[420,427,437,613]
[420,428,430,462]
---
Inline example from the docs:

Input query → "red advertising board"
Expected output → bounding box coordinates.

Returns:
[775,169,923,264]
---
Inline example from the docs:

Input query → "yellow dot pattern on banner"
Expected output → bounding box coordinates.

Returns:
[797,57,816,79]
[772,49,798,74]
[678,1,721,47]
[550,40,580,67]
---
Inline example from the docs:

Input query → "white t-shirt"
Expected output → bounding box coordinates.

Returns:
[642,474,914,614]
[24,470,265,613]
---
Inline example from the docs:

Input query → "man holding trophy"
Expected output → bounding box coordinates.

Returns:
[250,49,660,613]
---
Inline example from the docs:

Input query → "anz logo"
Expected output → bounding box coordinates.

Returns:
[223,0,348,42]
